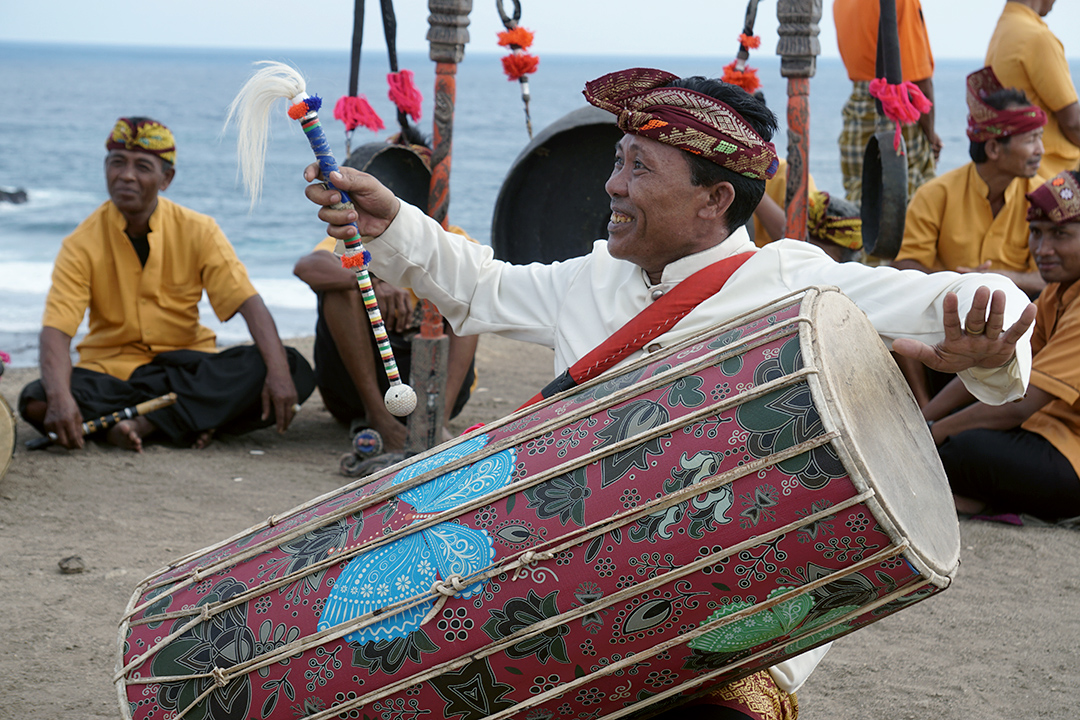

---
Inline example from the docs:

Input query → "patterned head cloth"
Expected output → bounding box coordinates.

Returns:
[966,67,1046,143]
[807,191,863,250]
[105,117,177,165]
[583,68,778,180]
[1027,171,1080,223]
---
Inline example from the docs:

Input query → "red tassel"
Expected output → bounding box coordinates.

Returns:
[497,26,535,50]
[502,53,539,81]
[333,95,385,133]
[341,253,367,269]
[738,33,761,49]
[868,78,932,152]
[721,60,761,94]
[387,70,423,122]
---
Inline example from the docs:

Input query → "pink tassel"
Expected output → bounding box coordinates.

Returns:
[387,70,423,122]
[868,78,932,153]
[333,95,385,133]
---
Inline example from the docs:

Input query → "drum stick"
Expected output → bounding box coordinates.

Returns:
[26,392,178,450]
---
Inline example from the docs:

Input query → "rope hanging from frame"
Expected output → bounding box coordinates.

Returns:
[496,0,538,139]
[334,0,424,156]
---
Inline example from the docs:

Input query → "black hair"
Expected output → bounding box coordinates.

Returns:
[969,87,1032,163]
[665,76,779,231]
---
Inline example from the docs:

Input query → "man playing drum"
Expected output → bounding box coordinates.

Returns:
[304,68,1036,719]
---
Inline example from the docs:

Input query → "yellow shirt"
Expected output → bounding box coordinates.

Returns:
[753,159,818,247]
[44,198,257,380]
[986,2,1080,177]
[1022,281,1080,475]
[895,162,1042,273]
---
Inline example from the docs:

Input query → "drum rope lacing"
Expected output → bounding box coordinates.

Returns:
[154,536,921,720]
[119,416,838,688]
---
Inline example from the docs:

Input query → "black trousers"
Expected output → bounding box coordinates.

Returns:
[939,427,1080,520]
[19,345,315,445]
[313,294,474,426]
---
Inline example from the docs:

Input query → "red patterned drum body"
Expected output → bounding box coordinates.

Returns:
[116,287,959,720]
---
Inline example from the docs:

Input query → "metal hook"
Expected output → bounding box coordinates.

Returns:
[496,0,522,29]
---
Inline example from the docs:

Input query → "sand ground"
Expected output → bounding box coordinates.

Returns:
[1,334,1077,719]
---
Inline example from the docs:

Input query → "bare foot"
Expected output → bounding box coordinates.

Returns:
[191,428,216,450]
[954,493,987,515]
[369,414,407,453]
[106,417,154,453]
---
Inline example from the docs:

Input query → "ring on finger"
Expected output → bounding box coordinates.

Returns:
[965,324,986,336]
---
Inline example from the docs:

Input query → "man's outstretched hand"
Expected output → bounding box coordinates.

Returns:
[303,165,401,240]
[892,286,1036,373]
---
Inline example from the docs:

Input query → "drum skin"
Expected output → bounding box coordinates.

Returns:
[116,287,959,720]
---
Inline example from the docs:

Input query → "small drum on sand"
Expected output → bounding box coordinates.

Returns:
[116,287,959,720]
[0,394,15,481]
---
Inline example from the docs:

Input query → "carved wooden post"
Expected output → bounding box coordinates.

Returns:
[776,0,821,242]
[404,0,471,455]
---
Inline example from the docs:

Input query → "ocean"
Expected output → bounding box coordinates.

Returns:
[1,42,1075,367]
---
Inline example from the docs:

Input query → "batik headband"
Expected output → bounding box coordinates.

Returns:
[966,66,1046,143]
[106,117,177,165]
[1027,172,1080,223]
[583,68,778,180]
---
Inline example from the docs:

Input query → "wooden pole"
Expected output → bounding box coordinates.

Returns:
[404,0,471,455]
[776,0,822,242]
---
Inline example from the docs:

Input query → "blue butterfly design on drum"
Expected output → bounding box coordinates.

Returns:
[319,435,516,644]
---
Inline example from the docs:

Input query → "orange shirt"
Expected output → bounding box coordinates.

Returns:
[1022,281,1080,475]
[44,198,257,380]
[986,2,1080,177]
[895,162,1043,273]
[834,0,934,82]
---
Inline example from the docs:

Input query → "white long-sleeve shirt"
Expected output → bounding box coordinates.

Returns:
[366,202,1034,692]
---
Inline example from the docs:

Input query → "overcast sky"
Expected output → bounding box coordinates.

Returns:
[3,1,1080,60]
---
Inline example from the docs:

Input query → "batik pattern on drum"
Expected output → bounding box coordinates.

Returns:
[118,288,959,720]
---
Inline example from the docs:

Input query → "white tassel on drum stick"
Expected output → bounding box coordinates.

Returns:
[224,61,417,417]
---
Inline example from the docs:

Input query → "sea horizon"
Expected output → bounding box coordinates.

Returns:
[2,42,1077,368]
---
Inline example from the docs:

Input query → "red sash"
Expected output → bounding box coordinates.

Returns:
[519,252,753,409]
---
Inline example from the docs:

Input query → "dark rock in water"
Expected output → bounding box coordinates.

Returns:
[0,188,28,204]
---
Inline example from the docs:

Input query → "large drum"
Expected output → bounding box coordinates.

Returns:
[116,287,959,720]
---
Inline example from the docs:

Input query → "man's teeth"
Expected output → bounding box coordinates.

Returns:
[611,212,632,224]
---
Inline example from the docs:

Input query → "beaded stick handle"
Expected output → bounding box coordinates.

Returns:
[225,61,416,418]
[288,96,416,416]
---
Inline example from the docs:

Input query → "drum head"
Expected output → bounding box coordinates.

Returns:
[810,290,960,580]
[0,394,15,481]
[491,106,623,264]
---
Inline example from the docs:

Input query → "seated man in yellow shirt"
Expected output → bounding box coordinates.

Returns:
[294,136,476,453]
[893,67,1047,296]
[893,69,1048,405]
[18,117,315,451]
[925,169,1080,521]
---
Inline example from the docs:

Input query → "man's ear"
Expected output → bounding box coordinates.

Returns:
[700,181,736,221]
[984,138,1003,162]
[159,166,176,192]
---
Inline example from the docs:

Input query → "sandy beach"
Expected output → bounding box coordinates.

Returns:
[1,334,1077,719]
